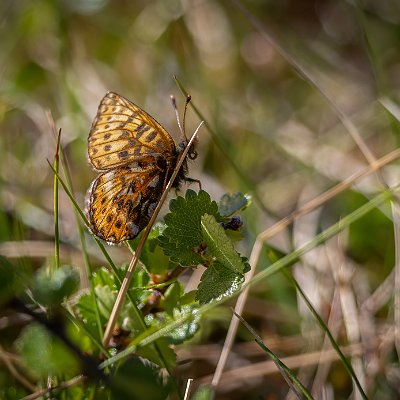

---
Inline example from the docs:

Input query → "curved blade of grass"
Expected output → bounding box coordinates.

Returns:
[48,142,104,345]
[49,146,184,372]
[283,271,367,399]
[248,186,397,287]
[101,125,202,377]
[52,129,61,272]
[233,310,313,400]
[47,164,145,339]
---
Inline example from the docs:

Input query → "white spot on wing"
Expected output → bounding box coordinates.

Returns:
[147,202,157,217]
[148,175,159,188]
[126,222,139,237]
[104,180,114,193]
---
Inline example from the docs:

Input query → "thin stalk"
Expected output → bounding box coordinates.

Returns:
[102,123,203,348]
[53,129,62,272]
[47,162,149,351]
[233,311,314,400]
[284,271,367,399]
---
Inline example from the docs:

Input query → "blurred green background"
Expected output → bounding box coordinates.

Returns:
[1,0,400,398]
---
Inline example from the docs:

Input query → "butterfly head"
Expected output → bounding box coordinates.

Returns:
[177,139,198,160]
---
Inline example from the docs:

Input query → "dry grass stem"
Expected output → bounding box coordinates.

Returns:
[102,124,202,347]
[0,345,36,392]
[20,375,85,400]
[392,202,400,358]
[204,341,369,387]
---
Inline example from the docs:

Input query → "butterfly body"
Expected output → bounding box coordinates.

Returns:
[86,92,193,244]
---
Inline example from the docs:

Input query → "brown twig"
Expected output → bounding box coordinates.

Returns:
[102,122,203,347]
[20,375,85,400]
[205,341,375,387]
[0,345,36,393]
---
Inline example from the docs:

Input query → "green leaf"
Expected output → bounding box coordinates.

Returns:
[180,290,197,305]
[159,190,220,266]
[124,299,152,335]
[143,226,176,274]
[31,266,79,307]
[136,337,176,371]
[95,285,117,320]
[127,267,152,307]
[109,357,171,400]
[77,266,154,337]
[127,223,175,274]
[192,385,215,400]
[167,305,200,344]
[80,284,127,331]
[76,291,107,342]
[16,323,79,378]
[158,240,203,267]
[162,282,182,316]
[218,192,250,217]
[201,214,248,273]
[196,261,244,304]
[92,266,118,288]
[145,305,200,345]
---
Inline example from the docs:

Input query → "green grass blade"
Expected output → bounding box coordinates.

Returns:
[52,129,62,272]
[248,186,397,288]
[56,147,104,344]
[284,271,367,399]
[233,310,314,400]
[48,161,173,370]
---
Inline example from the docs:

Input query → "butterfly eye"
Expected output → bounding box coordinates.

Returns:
[178,141,187,152]
[178,139,198,160]
[189,149,198,160]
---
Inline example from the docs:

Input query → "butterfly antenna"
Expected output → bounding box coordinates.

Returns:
[171,94,192,141]
[182,95,191,141]
[170,95,185,140]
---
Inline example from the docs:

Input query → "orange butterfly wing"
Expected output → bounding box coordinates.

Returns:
[87,162,168,243]
[88,92,176,171]
[86,92,178,244]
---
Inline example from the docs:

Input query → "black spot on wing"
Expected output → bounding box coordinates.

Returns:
[118,150,129,159]
[145,131,157,143]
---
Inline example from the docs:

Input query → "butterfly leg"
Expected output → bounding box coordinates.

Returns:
[185,177,202,191]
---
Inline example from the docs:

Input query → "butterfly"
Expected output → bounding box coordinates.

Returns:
[86,92,197,244]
